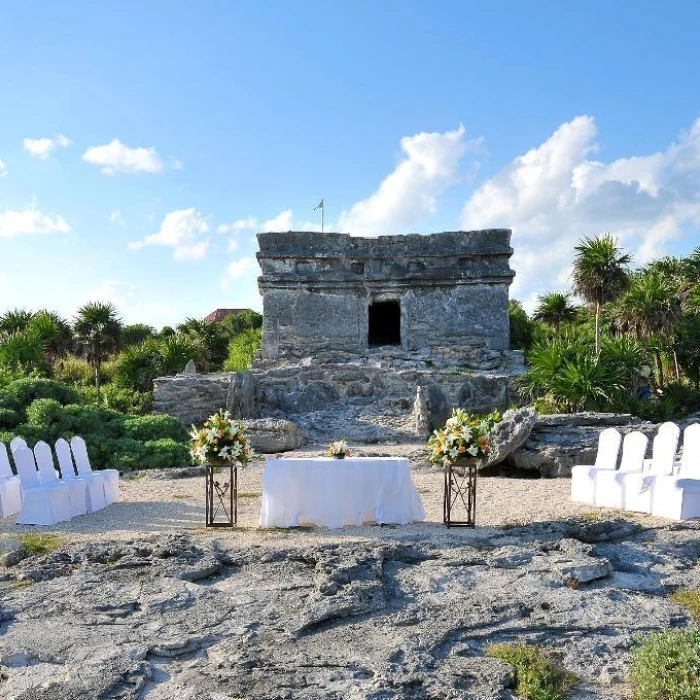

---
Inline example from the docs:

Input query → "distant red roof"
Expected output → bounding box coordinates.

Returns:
[203,308,253,323]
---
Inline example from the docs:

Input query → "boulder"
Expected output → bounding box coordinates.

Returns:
[508,412,657,477]
[412,383,449,439]
[0,536,27,567]
[481,406,537,469]
[227,370,259,419]
[412,386,431,439]
[180,360,197,375]
[246,418,308,453]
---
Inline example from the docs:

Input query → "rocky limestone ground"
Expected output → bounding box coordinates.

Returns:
[0,445,698,699]
[1,519,699,699]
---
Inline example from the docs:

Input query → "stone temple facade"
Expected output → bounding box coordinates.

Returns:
[257,230,515,360]
[155,229,524,445]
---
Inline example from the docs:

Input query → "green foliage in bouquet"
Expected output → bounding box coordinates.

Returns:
[190,409,253,467]
[428,408,501,466]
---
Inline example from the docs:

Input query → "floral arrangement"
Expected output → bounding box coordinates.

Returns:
[327,439,351,459]
[428,408,500,467]
[190,409,253,467]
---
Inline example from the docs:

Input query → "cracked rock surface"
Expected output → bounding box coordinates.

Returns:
[1,520,699,699]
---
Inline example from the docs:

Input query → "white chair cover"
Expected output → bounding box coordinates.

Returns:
[621,433,677,513]
[14,446,73,525]
[0,443,22,517]
[652,423,700,520]
[34,441,86,517]
[594,431,649,509]
[70,436,119,505]
[55,438,106,513]
[10,436,27,453]
[679,423,700,474]
[571,428,622,504]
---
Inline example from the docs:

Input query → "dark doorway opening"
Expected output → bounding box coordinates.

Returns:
[368,300,401,347]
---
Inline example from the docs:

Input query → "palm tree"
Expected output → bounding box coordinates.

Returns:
[73,302,122,405]
[610,271,682,387]
[533,292,578,333]
[0,308,34,335]
[572,235,631,354]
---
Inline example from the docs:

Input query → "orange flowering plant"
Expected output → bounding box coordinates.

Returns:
[190,409,253,467]
[428,408,500,466]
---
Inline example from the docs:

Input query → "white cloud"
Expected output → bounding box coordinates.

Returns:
[82,280,193,326]
[82,139,165,175]
[0,206,70,237]
[215,126,476,244]
[83,280,138,308]
[338,125,477,234]
[221,256,259,288]
[129,208,210,260]
[461,115,700,310]
[109,210,125,226]
[23,134,72,159]
[217,216,258,235]
[0,158,7,177]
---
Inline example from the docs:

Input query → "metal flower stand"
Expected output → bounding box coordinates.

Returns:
[205,463,238,528]
[443,458,477,527]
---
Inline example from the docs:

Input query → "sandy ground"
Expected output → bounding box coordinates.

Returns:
[0,444,668,545]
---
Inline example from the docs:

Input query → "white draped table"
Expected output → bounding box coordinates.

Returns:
[259,457,426,529]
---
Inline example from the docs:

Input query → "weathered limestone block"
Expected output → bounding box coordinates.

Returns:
[412,386,430,439]
[153,372,260,425]
[245,418,308,453]
[227,370,259,419]
[481,406,537,469]
[508,412,656,477]
[0,536,27,567]
[457,374,510,414]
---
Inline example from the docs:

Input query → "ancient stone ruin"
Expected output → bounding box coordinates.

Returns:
[257,230,515,360]
[155,230,526,447]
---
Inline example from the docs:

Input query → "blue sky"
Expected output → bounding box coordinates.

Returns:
[1,1,700,326]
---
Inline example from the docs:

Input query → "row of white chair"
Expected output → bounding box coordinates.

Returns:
[571,422,700,520]
[0,436,120,525]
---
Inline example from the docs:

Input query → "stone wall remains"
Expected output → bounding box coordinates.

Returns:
[257,230,515,359]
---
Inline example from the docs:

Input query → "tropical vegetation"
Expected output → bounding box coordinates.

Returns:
[629,629,700,700]
[512,238,700,420]
[0,305,262,470]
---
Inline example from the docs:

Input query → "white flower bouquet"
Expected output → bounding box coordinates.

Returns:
[327,439,351,459]
[190,409,253,467]
[428,408,500,467]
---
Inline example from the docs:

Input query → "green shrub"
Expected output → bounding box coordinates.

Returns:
[11,423,53,447]
[224,328,262,371]
[630,629,700,700]
[78,385,151,414]
[0,408,19,429]
[26,398,64,426]
[53,355,94,387]
[16,533,65,556]
[0,365,24,389]
[509,300,536,351]
[59,404,125,439]
[123,414,189,442]
[487,643,577,700]
[671,589,700,621]
[2,377,80,417]
[141,438,191,469]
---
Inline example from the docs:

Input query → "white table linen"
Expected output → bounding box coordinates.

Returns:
[260,457,425,528]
